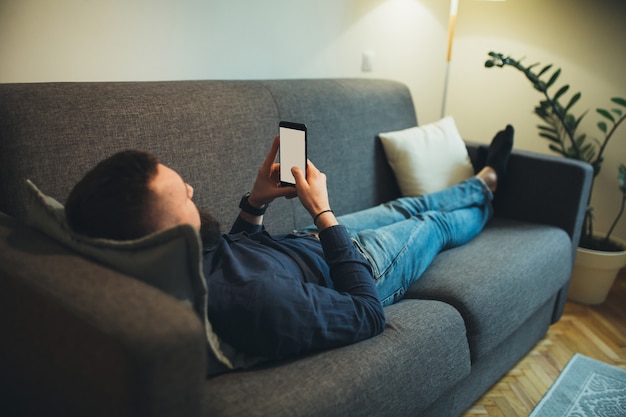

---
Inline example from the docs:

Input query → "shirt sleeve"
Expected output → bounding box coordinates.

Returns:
[317,224,386,340]
[229,214,264,235]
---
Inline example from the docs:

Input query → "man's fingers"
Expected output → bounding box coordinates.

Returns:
[292,166,306,184]
[262,136,281,170]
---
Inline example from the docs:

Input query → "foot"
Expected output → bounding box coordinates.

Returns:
[477,166,498,193]
[485,124,514,183]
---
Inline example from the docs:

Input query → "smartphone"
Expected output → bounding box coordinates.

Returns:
[279,121,307,186]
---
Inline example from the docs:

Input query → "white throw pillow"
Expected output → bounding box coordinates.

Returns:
[379,116,474,196]
[24,179,264,375]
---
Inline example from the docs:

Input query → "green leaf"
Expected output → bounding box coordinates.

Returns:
[575,133,588,145]
[553,85,570,102]
[546,68,561,88]
[564,146,580,159]
[538,99,552,109]
[580,143,596,159]
[596,156,604,166]
[538,125,558,134]
[537,64,553,77]
[598,121,608,133]
[539,132,562,143]
[534,106,550,119]
[564,92,582,113]
[548,144,565,156]
[574,113,586,130]
[535,101,553,117]
[564,113,578,130]
[611,97,626,107]
[575,142,594,163]
[612,108,623,118]
[597,108,615,122]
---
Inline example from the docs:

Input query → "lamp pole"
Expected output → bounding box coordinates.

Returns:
[441,0,504,119]
[441,0,458,118]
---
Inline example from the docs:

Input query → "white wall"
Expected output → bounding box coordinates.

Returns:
[1,0,625,240]
[0,0,450,122]
[448,0,626,242]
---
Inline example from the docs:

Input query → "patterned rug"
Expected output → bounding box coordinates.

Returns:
[529,353,626,417]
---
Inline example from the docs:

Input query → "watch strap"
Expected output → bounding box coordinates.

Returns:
[239,192,268,216]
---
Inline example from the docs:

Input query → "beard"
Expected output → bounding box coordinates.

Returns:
[198,208,222,247]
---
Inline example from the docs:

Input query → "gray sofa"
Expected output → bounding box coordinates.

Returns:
[0,79,592,417]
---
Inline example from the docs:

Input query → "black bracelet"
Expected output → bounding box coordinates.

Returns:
[313,209,334,225]
[239,192,268,216]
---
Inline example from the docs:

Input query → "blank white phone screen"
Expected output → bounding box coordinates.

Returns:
[279,127,306,185]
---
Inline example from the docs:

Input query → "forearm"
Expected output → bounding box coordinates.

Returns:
[319,226,382,305]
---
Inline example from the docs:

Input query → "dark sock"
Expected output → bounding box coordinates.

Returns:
[486,124,514,180]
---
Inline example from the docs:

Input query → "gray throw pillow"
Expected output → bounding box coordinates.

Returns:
[24,179,265,375]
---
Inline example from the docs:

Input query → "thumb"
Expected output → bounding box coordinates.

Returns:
[292,166,306,184]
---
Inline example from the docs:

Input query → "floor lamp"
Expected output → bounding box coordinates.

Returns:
[441,0,505,118]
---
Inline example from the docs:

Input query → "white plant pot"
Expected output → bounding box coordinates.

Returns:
[568,236,626,305]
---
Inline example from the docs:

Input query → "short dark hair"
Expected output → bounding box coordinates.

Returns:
[65,150,161,240]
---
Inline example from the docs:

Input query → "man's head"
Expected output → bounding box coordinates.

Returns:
[66,150,201,240]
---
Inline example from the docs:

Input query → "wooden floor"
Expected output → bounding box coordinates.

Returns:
[461,268,626,417]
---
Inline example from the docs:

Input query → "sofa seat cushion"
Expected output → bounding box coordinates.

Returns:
[204,300,471,417]
[405,218,572,363]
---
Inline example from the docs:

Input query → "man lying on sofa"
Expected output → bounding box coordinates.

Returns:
[64,126,514,360]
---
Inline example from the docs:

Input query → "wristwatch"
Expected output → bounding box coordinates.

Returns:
[239,192,268,216]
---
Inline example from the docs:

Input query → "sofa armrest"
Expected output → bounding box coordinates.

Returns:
[467,144,593,323]
[467,143,593,253]
[0,214,207,417]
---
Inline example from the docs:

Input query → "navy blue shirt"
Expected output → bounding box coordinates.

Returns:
[203,216,386,360]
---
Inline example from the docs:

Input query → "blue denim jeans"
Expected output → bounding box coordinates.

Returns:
[335,177,493,306]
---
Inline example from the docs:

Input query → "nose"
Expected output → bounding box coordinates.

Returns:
[187,183,194,199]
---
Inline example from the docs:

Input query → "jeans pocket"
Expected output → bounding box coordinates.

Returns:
[351,238,380,280]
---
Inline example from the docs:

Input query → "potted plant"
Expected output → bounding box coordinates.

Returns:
[484,52,626,304]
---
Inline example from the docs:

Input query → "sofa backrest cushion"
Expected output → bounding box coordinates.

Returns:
[0,79,417,235]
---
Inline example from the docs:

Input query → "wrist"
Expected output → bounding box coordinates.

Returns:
[246,193,268,209]
[239,192,268,216]
[313,209,334,226]
[313,209,337,231]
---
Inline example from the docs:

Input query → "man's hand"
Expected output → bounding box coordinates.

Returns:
[292,161,338,231]
[247,136,297,208]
